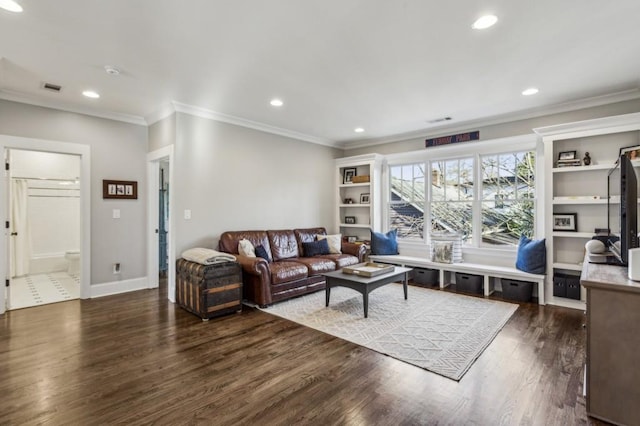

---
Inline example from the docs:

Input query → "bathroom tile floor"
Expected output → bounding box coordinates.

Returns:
[9,272,80,310]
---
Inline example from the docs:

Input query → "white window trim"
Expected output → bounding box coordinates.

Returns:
[384,133,539,253]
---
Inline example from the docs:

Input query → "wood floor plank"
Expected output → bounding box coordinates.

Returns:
[0,284,610,425]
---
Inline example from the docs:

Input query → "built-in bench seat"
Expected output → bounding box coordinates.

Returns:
[369,254,545,305]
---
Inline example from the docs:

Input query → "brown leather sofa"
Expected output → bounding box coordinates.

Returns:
[218,227,366,307]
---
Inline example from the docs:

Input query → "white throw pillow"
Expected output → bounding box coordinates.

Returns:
[238,239,256,257]
[317,234,342,254]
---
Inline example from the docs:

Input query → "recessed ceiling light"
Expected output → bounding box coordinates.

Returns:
[0,0,23,12]
[522,87,539,96]
[354,127,365,133]
[270,99,283,107]
[472,15,498,30]
[82,90,100,99]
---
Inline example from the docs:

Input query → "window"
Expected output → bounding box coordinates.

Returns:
[481,151,535,245]
[388,164,425,239]
[430,158,474,243]
[387,145,536,248]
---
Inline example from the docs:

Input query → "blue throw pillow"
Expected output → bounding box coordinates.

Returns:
[515,235,546,274]
[254,245,271,262]
[302,239,330,257]
[370,229,399,255]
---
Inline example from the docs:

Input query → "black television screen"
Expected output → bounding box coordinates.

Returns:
[609,153,638,265]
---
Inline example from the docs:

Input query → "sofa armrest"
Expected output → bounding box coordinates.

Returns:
[341,242,367,262]
[235,254,269,276]
[234,254,273,306]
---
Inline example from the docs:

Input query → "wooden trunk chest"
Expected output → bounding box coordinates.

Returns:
[176,259,242,320]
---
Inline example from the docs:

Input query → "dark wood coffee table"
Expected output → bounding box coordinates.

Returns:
[323,266,412,318]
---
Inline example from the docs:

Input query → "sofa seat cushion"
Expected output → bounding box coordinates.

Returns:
[269,261,308,284]
[294,257,336,275]
[321,254,361,268]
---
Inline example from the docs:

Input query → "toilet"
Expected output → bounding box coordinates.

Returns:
[65,250,80,275]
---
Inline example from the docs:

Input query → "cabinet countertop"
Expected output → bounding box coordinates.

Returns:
[580,256,640,294]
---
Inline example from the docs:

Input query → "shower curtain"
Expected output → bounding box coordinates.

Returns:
[10,179,30,277]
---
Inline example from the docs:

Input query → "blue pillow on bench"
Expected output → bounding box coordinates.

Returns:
[515,235,546,274]
[370,229,399,255]
[303,239,330,257]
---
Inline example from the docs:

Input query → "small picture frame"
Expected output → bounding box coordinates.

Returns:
[343,168,357,184]
[103,179,138,199]
[619,145,640,160]
[344,216,356,224]
[553,213,577,232]
[346,236,357,243]
[360,193,370,204]
[558,151,577,161]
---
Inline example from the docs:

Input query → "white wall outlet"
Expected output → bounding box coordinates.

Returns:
[184,209,191,220]
[113,209,120,219]
[113,263,121,274]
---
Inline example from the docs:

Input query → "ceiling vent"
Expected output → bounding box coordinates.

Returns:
[427,116,452,124]
[42,82,62,92]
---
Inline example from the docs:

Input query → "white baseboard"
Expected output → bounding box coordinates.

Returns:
[90,277,150,298]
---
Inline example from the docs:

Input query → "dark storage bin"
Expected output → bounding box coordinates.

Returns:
[176,259,243,320]
[413,268,439,286]
[553,275,567,297]
[455,272,483,294]
[566,276,581,300]
[501,278,533,302]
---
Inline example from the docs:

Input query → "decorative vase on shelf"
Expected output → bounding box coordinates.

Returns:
[583,152,591,165]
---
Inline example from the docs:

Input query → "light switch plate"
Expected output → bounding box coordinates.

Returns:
[184,209,191,220]
[113,209,120,219]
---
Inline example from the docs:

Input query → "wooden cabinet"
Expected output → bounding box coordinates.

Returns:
[335,154,383,242]
[581,260,640,425]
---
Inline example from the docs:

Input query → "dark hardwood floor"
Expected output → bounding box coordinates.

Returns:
[1,282,609,425]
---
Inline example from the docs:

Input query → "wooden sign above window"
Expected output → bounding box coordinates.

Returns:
[103,179,138,199]
[425,131,479,148]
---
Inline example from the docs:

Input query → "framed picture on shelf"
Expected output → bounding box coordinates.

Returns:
[619,145,640,160]
[343,168,356,184]
[360,193,370,204]
[344,216,356,224]
[346,236,357,243]
[558,150,577,161]
[553,213,577,231]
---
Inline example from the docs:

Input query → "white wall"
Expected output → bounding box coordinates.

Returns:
[170,112,342,255]
[0,99,147,286]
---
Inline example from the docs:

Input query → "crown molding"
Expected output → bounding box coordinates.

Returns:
[171,101,337,147]
[533,111,640,138]
[0,89,147,126]
[340,88,640,150]
[145,102,176,125]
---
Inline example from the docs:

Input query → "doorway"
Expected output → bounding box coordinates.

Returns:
[7,149,81,310]
[1,135,91,315]
[147,146,175,302]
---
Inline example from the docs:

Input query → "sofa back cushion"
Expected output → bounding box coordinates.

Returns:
[294,227,327,253]
[268,229,300,261]
[219,231,271,259]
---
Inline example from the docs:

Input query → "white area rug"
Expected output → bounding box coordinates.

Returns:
[261,284,518,381]
[10,272,80,310]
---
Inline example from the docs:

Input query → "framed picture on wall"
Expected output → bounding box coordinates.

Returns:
[103,179,138,199]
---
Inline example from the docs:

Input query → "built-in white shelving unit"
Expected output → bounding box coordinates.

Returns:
[535,112,640,309]
[335,154,383,242]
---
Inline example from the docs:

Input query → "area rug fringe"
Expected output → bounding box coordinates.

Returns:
[259,284,517,381]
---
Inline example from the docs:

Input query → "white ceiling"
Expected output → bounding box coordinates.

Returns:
[1,0,640,148]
